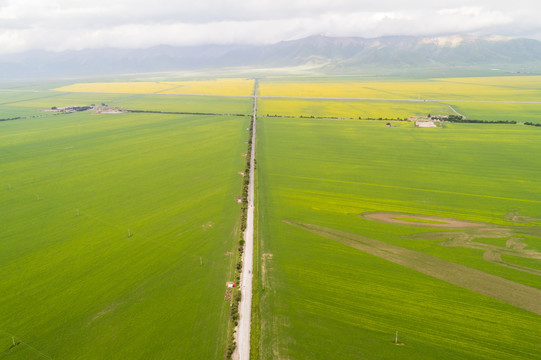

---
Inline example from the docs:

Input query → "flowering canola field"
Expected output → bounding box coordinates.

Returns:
[259,98,450,120]
[55,78,254,96]
[258,76,541,101]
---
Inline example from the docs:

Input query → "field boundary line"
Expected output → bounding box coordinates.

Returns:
[448,105,466,119]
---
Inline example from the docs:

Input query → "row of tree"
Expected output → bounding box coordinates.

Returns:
[265,113,410,121]
[445,114,518,124]
[128,109,248,117]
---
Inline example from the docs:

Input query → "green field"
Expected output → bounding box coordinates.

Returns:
[449,102,541,124]
[117,94,253,114]
[253,117,541,359]
[0,93,250,358]
[0,90,253,117]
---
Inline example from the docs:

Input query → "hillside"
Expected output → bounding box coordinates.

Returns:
[1,35,541,80]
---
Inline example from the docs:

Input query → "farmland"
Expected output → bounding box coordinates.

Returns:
[116,95,252,114]
[253,117,541,360]
[2,74,541,360]
[258,75,541,123]
[0,91,251,359]
[258,98,451,120]
[258,76,541,101]
[0,90,253,117]
[54,78,254,96]
[447,102,541,124]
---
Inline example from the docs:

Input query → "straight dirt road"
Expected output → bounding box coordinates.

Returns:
[236,80,257,360]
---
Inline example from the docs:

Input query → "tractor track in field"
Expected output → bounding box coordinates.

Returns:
[363,212,541,276]
[286,220,541,316]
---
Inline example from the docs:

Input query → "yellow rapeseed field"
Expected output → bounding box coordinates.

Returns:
[54,78,254,96]
[258,98,451,120]
[54,82,176,94]
[162,79,254,95]
[258,81,405,99]
[258,76,541,101]
[52,76,541,122]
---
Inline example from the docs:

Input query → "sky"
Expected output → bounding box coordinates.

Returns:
[0,0,540,54]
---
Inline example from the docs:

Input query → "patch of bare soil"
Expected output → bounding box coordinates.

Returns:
[201,221,214,230]
[363,212,541,277]
[87,300,126,326]
[409,230,541,258]
[505,211,541,224]
[407,224,541,277]
[225,288,233,301]
[261,253,273,290]
[362,212,486,228]
[483,250,502,262]
[506,237,528,251]
[284,220,541,316]
[483,249,541,276]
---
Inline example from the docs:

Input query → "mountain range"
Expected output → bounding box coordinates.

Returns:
[1,35,541,80]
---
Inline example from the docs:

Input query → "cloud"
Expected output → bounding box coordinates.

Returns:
[0,0,539,54]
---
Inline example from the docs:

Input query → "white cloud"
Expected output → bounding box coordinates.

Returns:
[0,0,539,54]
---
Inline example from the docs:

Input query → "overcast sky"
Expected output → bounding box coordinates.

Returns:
[0,0,540,54]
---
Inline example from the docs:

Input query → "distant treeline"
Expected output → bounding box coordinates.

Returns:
[127,109,249,117]
[441,115,541,128]
[448,118,518,124]
[0,114,54,122]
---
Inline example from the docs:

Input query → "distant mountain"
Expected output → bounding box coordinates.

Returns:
[1,35,541,80]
